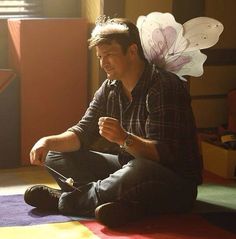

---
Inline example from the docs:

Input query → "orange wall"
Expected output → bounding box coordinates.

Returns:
[8,18,88,165]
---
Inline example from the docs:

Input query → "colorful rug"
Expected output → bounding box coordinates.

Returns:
[81,213,236,239]
[0,182,236,239]
[0,194,98,239]
[0,221,99,239]
[202,212,236,234]
[0,194,92,226]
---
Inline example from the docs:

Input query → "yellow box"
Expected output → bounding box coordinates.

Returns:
[201,141,236,178]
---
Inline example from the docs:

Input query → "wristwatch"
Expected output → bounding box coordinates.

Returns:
[120,132,133,150]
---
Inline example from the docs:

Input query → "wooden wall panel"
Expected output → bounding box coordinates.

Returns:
[173,0,236,128]
[125,0,172,24]
[172,0,204,23]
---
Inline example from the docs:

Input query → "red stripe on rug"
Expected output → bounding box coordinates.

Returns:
[81,214,236,239]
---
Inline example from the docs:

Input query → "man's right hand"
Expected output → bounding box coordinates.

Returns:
[29,131,81,166]
[30,137,49,166]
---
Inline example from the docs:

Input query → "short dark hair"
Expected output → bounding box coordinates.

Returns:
[88,16,146,60]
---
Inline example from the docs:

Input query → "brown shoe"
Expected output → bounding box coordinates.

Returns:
[95,202,145,228]
[24,185,62,211]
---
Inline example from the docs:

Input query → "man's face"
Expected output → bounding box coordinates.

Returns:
[96,41,132,80]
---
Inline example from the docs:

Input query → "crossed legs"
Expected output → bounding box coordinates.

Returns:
[44,150,197,217]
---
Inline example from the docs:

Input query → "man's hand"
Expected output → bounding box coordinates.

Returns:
[29,131,81,166]
[98,117,127,145]
[30,137,49,166]
[98,117,160,161]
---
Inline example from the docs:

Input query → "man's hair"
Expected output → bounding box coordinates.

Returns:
[88,15,146,60]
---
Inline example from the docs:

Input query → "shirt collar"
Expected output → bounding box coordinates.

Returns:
[106,62,153,95]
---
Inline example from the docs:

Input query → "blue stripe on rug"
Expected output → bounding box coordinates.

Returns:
[0,194,92,227]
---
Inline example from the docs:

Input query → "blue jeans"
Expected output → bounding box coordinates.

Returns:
[45,150,197,216]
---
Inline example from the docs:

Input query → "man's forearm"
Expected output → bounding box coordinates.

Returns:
[123,134,160,161]
[43,131,81,152]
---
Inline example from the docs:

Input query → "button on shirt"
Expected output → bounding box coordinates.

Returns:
[68,64,202,184]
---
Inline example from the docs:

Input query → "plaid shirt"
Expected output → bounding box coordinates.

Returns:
[68,64,202,184]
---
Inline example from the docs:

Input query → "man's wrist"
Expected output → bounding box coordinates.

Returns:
[41,136,51,150]
[120,132,133,150]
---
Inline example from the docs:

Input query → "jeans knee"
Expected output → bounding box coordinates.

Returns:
[118,159,156,187]
[44,151,63,167]
[127,158,158,174]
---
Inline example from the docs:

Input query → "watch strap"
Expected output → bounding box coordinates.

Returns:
[120,132,133,150]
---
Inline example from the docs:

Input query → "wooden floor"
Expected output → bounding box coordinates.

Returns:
[0,166,58,196]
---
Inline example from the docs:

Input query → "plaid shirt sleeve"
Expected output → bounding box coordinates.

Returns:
[67,80,108,149]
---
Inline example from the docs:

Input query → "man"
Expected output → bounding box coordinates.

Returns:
[24,16,202,228]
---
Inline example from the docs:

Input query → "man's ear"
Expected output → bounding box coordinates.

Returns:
[128,44,138,56]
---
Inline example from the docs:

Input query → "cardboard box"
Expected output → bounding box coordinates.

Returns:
[201,141,236,178]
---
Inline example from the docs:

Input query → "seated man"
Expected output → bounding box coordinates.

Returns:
[24,16,202,228]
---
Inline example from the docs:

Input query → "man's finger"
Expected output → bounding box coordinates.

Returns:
[99,117,118,123]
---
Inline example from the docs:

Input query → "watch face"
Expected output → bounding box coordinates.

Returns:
[125,134,133,147]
